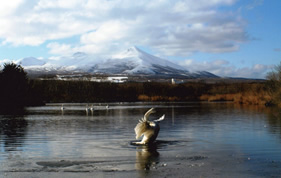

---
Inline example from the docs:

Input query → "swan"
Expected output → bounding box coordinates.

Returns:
[134,108,165,145]
[61,104,65,111]
[85,104,91,114]
[90,104,94,112]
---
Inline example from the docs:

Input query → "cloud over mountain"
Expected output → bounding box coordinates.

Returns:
[0,0,276,79]
[0,0,246,56]
[180,59,272,79]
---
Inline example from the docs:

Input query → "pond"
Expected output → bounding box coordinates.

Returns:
[0,102,281,177]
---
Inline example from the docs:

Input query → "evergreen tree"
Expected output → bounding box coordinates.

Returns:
[0,63,28,107]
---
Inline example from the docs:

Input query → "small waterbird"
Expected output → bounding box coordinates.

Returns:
[61,104,65,111]
[90,104,94,112]
[85,104,91,115]
[85,104,90,111]
[134,108,165,145]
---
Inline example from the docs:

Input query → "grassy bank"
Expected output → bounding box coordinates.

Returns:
[199,83,271,105]
[199,93,271,105]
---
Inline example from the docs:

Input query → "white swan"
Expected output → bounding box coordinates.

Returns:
[134,108,165,145]
[85,104,91,115]
[90,104,94,112]
[86,104,89,110]
[61,104,65,111]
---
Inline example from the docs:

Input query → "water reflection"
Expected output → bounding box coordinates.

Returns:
[266,107,281,138]
[135,144,159,171]
[0,117,27,152]
[0,106,26,115]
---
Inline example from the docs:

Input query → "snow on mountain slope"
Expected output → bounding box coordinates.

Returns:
[90,46,193,77]
[18,57,46,66]
[113,47,186,71]
[6,46,218,78]
[16,52,99,73]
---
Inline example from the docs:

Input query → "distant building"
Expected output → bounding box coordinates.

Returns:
[171,78,184,84]
[107,76,128,83]
[52,74,128,83]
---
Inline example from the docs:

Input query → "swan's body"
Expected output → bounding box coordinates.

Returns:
[85,104,91,115]
[86,104,90,111]
[134,108,165,145]
[61,104,65,111]
[90,105,94,112]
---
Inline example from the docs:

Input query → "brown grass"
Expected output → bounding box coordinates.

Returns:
[200,92,271,105]
[138,95,180,101]
[200,94,235,102]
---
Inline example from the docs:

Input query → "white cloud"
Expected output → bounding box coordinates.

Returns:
[173,0,236,12]
[47,42,73,55]
[0,0,247,56]
[35,0,84,10]
[180,59,271,79]
[246,0,264,10]
[80,21,129,44]
[0,0,24,17]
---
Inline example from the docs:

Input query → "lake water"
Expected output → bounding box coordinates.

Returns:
[1,102,281,177]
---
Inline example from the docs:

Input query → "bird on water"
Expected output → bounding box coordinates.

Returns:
[134,108,165,145]
[61,104,65,111]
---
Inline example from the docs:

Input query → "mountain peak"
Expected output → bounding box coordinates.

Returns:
[112,46,141,59]
[73,52,87,58]
[18,57,46,66]
[123,46,143,57]
[92,46,192,76]
[127,46,140,52]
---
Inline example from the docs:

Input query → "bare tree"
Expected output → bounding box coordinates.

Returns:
[266,62,281,106]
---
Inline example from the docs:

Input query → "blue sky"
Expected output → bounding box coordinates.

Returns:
[0,0,280,79]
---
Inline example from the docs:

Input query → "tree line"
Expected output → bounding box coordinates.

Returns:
[1,62,281,107]
[21,76,271,104]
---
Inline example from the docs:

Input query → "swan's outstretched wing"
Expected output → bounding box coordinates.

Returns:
[134,118,149,139]
[143,108,155,121]
[154,114,165,122]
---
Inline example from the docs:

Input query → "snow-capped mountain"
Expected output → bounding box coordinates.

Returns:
[12,46,218,78]
[18,57,46,66]
[89,47,192,76]
[17,52,98,74]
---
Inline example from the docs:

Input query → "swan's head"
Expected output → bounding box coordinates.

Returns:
[149,121,156,127]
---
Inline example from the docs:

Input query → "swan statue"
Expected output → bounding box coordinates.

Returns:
[134,108,165,145]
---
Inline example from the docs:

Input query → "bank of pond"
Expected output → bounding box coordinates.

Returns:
[19,80,273,106]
